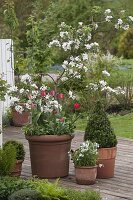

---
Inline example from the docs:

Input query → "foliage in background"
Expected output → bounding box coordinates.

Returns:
[84,101,117,148]
[0,144,16,176]
[118,28,133,58]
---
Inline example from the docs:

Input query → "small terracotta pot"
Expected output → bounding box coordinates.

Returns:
[26,135,74,178]
[97,147,117,179]
[12,109,30,127]
[10,160,23,177]
[75,166,97,185]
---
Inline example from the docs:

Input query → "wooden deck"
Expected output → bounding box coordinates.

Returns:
[3,126,133,200]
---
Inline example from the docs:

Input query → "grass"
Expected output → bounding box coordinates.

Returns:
[76,113,133,139]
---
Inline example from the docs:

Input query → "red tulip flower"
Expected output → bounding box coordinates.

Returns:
[58,93,65,99]
[49,90,56,96]
[74,103,80,110]
[41,90,46,97]
[59,118,65,123]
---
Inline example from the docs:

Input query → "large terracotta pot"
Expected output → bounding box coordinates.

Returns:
[26,135,74,178]
[12,109,30,127]
[97,147,117,179]
[10,160,23,177]
[75,166,97,185]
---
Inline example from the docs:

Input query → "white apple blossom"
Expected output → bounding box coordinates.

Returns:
[19,88,24,94]
[85,44,92,49]
[120,10,125,13]
[31,84,38,89]
[102,70,110,77]
[69,90,76,99]
[114,87,125,95]
[49,40,61,47]
[87,34,92,41]
[122,24,129,30]
[21,74,31,83]
[94,23,98,30]
[8,86,18,92]
[40,85,47,91]
[105,15,113,22]
[99,80,107,88]
[25,103,31,110]
[105,9,111,14]
[78,22,83,26]
[60,31,69,38]
[117,19,123,25]
[128,16,133,21]
[10,97,20,106]
[15,105,24,114]
[82,53,88,61]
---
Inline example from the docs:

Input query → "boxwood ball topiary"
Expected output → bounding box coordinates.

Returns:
[84,101,117,148]
[9,189,43,200]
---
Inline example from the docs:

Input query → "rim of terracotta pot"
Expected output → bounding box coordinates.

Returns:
[16,160,24,164]
[75,165,97,169]
[25,134,74,142]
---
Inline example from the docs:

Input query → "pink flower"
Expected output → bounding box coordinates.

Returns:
[49,90,56,96]
[40,90,46,97]
[59,118,65,123]
[58,93,65,99]
[74,103,80,110]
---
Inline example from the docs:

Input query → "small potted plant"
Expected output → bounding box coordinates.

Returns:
[3,140,25,177]
[8,74,37,127]
[71,140,98,185]
[84,101,117,178]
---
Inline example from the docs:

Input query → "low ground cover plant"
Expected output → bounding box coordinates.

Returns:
[0,177,101,200]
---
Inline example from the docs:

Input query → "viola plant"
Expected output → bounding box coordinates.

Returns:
[71,140,99,167]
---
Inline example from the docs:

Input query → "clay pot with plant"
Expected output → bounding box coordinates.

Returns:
[71,140,98,185]
[84,101,117,179]
[3,140,25,177]
[8,74,38,127]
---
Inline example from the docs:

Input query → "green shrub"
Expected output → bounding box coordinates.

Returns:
[9,189,43,200]
[0,144,16,176]
[0,177,33,200]
[65,189,102,200]
[84,101,117,148]
[3,140,25,160]
[118,28,133,59]
[29,179,68,200]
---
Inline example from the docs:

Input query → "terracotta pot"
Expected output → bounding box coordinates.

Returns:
[97,147,117,179]
[10,160,23,177]
[26,135,74,178]
[75,166,97,185]
[12,109,30,127]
